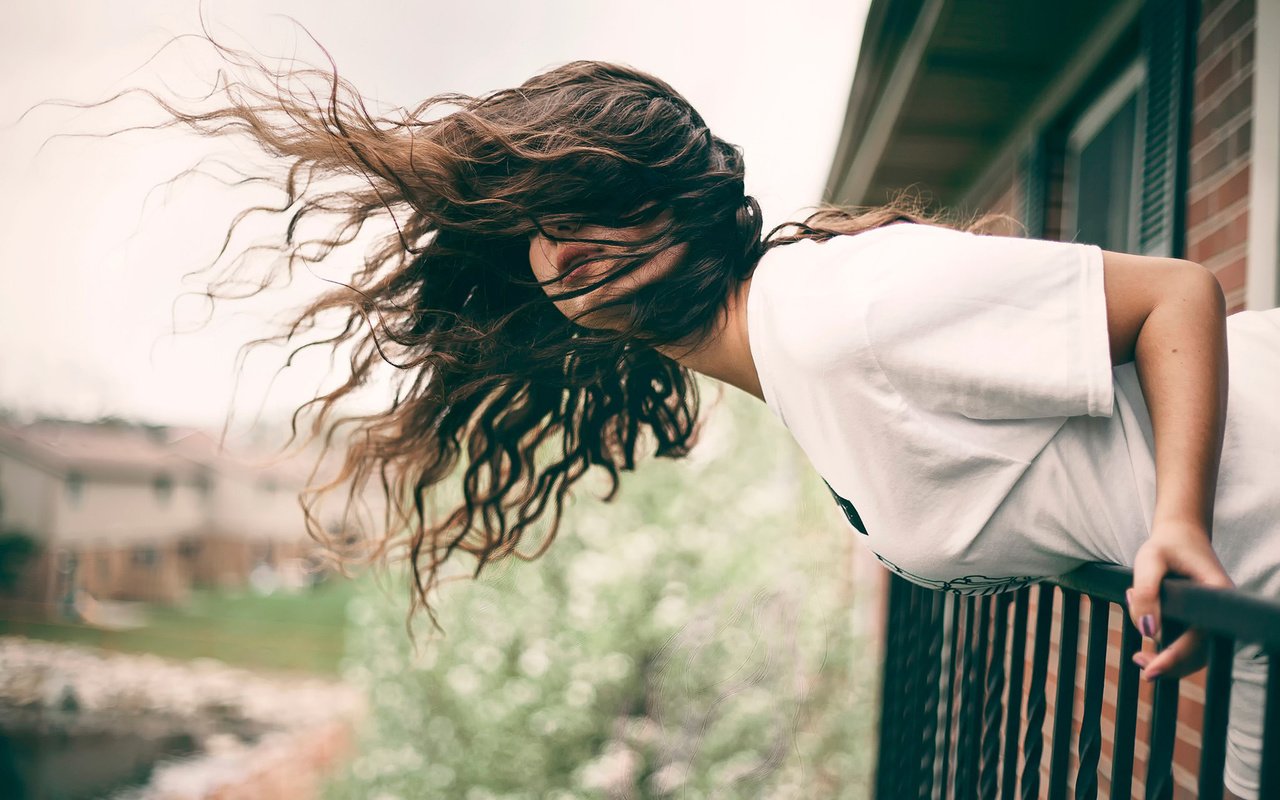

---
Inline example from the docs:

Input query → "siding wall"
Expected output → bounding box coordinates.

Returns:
[0,455,55,535]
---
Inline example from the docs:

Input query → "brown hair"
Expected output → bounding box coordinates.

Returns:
[41,30,1012,632]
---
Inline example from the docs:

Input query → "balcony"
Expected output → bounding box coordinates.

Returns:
[874,564,1280,799]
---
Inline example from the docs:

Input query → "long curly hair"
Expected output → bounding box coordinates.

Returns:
[47,30,1011,632]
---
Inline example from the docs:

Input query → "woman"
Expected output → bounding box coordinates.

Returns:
[117,48,1275,797]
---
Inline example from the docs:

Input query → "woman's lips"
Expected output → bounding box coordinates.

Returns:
[556,243,597,282]
[564,260,592,282]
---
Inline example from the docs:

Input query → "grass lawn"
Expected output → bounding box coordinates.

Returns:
[0,577,363,675]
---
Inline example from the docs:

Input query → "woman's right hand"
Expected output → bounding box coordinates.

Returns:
[1126,517,1235,681]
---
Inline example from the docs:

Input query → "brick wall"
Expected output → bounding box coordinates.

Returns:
[1188,0,1256,312]
[1012,589,1207,799]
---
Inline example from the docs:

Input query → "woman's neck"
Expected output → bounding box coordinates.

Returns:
[655,276,764,402]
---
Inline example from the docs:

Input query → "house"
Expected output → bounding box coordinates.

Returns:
[824,0,1274,795]
[0,419,325,613]
[166,428,321,589]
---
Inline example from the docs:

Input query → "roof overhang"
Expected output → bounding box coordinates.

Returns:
[825,0,1143,212]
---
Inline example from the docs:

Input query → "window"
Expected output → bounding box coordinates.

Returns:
[153,473,173,504]
[65,471,85,508]
[1063,59,1146,253]
[131,546,159,568]
[193,469,213,498]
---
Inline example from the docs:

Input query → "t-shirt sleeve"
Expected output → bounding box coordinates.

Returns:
[862,225,1115,421]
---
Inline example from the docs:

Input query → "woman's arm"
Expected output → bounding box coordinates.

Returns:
[1100,251,1235,679]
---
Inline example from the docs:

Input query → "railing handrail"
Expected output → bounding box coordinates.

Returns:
[1050,562,1280,647]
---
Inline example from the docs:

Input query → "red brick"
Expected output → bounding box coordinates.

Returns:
[1189,194,1213,231]
[1189,164,1250,234]
[1191,136,1232,184]
[1201,0,1237,24]
[1230,117,1252,161]
[1195,48,1238,106]
[1193,77,1253,133]
[1188,210,1249,262]
[1213,163,1251,211]
[1200,0,1254,56]
[1211,255,1248,294]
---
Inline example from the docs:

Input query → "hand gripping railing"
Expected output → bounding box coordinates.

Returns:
[873,564,1280,800]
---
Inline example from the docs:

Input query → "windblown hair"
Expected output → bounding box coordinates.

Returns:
[49,30,1012,632]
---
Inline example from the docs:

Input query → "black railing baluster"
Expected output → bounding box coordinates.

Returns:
[963,593,978,798]
[1144,679,1180,800]
[1022,584,1056,800]
[1048,589,1080,800]
[1144,618,1184,800]
[981,594,1010,798]
[895,585,920,790]
[1001,588,1030,800]
[1075,595,1110,800]
[875,575,908,800]
[918,590,944,800]
[968,596,992,794]
[907,585,931,791]
[940,593,961,797]
[893,578,916,795]
[1110,615,1142,800]
[1259,651,1280,800]
[875,566,1280,800]
[1196,634,1234,800]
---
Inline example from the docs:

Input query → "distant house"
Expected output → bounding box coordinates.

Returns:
[0,420,322,613]
[166,428,320,589]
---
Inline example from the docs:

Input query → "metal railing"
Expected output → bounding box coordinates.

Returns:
[874,564,1280,799]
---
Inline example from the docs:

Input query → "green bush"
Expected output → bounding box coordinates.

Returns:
[0,530,39,591]
[326,385,880,800]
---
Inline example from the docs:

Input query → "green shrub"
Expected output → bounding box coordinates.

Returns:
[0,530,39,591]
[326,385,879,800]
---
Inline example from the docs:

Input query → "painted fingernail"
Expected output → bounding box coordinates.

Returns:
[1140,614,1156,638]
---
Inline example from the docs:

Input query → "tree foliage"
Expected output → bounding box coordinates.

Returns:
[326,384,880,799]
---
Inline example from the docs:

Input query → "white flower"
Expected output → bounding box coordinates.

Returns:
[518,643,551,678]
[564,679,595,708]
[445,665,481,696]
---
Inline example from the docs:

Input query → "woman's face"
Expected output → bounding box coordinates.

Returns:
[527,209,687,331]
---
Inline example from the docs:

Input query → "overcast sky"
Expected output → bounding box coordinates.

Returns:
[0,0,868,429]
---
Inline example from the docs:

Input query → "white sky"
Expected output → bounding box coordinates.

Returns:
[0,0,868,428]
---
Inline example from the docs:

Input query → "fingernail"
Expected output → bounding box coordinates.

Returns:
[1144,668,1162,682]
[1126,588,1134,606]
[1140,614,1156,638]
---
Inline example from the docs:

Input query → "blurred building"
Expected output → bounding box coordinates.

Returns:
[0,419,321,613]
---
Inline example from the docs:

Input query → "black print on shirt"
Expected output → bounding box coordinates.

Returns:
[822,479,868,535]
[870,552,1041,596]
[822,478,1041,596]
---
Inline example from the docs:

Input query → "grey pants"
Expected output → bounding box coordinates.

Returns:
[1225,642,1269,799]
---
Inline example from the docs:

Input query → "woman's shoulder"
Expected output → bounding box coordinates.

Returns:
[751,221,951,308]
[755,221,964,278]
[747,228,899,380]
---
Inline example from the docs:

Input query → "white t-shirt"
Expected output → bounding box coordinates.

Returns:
[745,221,1280,600]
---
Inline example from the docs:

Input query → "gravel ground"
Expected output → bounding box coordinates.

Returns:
[0,635,365,799]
